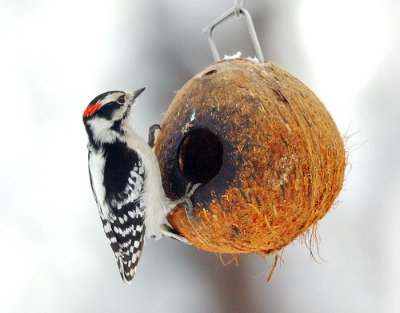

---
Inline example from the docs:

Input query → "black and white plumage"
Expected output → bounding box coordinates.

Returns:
[82,88,197,282]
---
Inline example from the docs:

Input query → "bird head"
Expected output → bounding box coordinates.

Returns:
[82,87,145,146]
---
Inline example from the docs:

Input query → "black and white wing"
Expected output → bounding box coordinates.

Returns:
[99,142,146,282]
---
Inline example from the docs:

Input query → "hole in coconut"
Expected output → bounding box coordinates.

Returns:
[178,129,223,184]
[203,69,217,76]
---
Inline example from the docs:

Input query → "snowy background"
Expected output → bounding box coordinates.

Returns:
[1,0,399,312]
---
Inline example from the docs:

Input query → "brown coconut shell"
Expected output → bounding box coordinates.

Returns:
[154,59,345,254]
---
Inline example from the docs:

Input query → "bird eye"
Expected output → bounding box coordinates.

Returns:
[117,95,125,104]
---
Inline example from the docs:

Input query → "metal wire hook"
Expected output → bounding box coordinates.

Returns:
[202,1,264,62]
[234,0,245,18]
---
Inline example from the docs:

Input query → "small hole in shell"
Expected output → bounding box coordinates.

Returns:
[178,129,223,184]
[203,69,217,76]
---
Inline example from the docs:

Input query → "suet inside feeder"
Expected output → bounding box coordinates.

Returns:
[154,58,346,254]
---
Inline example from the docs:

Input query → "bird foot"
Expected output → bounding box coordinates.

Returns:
[148,124,161,148]
[176,183,202,220]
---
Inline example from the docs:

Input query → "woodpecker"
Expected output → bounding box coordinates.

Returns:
[82,88,199,283]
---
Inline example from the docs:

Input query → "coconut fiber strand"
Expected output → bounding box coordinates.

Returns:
[154,59,346,254]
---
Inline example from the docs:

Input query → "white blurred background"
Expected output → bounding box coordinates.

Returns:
[0,0,399,312]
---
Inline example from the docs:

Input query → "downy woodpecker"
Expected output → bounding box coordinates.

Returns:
[82,88,199,282]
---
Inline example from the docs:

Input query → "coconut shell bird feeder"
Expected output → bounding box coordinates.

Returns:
[154,3,345,254]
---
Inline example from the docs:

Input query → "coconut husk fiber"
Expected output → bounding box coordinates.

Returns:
[154,59,346,254]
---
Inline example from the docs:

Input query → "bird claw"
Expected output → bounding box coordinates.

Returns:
[180,183,202,220]
[148,124,161,148]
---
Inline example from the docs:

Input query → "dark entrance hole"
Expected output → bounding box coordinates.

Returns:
[178,129,223,184]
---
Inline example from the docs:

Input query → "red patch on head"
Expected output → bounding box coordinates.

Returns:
[83,102,101,118]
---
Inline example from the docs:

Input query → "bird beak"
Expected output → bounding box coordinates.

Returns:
[123,87,146,119]
[133,87,146,99]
